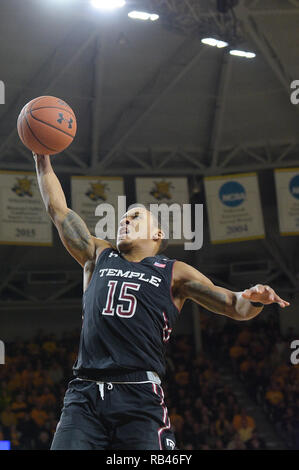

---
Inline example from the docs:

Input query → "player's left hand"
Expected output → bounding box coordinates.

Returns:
[242,284,290,308]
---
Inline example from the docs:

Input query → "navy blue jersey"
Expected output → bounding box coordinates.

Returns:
[73,247,180,378]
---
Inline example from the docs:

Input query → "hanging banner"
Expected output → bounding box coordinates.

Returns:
[204,172,265,244]
[0,171,52,246]
[71,176,125,241]
[274,168,299,236]
[135,177,190,245]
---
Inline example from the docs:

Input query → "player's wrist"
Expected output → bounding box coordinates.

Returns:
[34,154,52,172]
[235,292,263,318]
[249,301,264,307]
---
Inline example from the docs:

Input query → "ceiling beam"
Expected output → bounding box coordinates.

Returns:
[237,6,298,119]
[46,279,82,302]
[0,27,100,160]
[277,142,297,162]
[2,141,299,175]
[0,247,30,295]
[97,39,207,169]
[262,238,298,289]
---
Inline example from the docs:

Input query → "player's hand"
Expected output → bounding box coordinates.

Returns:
[242,284,290,308]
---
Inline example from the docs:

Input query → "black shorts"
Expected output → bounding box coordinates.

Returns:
[50,377,177,450]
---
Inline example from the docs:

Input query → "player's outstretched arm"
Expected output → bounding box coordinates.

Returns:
[172,261,290,321]
[34,153,111,267]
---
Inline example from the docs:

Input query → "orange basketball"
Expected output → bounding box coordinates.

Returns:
[17,96,77,155]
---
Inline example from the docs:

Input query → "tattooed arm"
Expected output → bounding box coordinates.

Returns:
[34,154,111,267]
[171,261,289,321]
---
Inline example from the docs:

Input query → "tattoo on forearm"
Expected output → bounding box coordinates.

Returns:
[184,281,228,313]
[61,210,92,252]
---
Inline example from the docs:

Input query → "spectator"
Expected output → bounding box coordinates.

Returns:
[215,410,231,441]
[226,433,247,450]
[237,416,254,443]
[10,393,28,420]
[30,403,49,428]
[1,406,17,428]
[36,431,51,450]
[48,362,64,385]
[233,408,255,432]
[17,412,39,448]
[247,433,266,450]
[265,382,284,407]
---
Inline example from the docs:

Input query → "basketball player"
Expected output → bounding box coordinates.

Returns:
[33,153,289,450]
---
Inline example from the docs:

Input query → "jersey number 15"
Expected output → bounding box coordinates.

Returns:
[102,281,140,318]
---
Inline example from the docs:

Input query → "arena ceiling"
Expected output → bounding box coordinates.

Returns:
[0,0,299,311]
[0,0,298,176]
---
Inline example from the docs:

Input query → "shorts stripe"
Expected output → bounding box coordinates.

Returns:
[152,383,171,450]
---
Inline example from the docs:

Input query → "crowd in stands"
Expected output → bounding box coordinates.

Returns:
[0,330,77,450]
[0,326,271,450]
[200,312,299,450]
[165,334,266,449]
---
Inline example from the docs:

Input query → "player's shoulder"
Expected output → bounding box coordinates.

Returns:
[93,238,115,260]
[171,260,197,280]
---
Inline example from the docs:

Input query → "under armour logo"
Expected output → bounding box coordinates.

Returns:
[166,438,175,450]
[109,252,119,258]
[57,113,73,129]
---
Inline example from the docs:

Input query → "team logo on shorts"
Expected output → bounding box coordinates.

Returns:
[165,438,175,450]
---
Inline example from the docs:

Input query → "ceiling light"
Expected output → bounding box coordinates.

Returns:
[128,11,159,21]
[230,50,256,58]
[201,38,228,48]
[90,0,126,10]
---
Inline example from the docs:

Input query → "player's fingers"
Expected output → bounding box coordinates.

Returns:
[264,285,275,301]
[241,289,251,298]
[276,297,290,307]
[242,286,263,298]
[267,289,289,307]
[255,284,265,295]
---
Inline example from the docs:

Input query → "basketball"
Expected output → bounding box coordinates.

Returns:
[17,96,77,155]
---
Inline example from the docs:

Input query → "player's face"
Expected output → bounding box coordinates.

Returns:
[116,208,157,249]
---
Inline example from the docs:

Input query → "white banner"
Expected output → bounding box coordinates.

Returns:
[0,171,52,246]
[204,172,265,244]
[135,177,190,245]
[274,168,299,236]
[71,176,125,240]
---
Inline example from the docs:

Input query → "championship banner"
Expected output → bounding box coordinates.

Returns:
[71,176,125,241]
[0,171,52,246]
[274,168,299,236]
[204,172,265,244]
[135,177,190,245]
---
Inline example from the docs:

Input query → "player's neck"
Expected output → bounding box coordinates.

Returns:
[120,245,157,262]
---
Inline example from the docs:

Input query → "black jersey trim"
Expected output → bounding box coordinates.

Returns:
[169,260,182,315]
